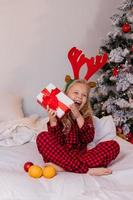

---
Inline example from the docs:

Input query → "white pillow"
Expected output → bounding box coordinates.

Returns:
[0,94,24,121]
[93,115,116,144]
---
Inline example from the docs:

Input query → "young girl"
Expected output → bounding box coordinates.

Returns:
[36,79,120,176]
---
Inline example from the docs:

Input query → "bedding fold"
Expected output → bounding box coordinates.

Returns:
[0,115,47,146]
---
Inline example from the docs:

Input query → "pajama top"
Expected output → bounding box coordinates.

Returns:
[47,116,95,154]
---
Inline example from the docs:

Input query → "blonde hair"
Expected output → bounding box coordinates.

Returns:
[62,79,93,131]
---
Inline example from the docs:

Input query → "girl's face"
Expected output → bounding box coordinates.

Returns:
[67,82,88,110]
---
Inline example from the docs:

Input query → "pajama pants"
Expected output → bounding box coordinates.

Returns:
[36,131,120,173]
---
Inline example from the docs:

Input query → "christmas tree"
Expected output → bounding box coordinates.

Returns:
[91,0,133,141]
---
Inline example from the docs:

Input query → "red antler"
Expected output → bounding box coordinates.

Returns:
[68,47,86,79]
[85,53,108,80]
[68,47,108,80]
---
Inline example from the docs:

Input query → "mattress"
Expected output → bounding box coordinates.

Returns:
[0,136,133,200]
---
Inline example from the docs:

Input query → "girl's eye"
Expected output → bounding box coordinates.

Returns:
[74,91,78,94]
[83,94,87,97]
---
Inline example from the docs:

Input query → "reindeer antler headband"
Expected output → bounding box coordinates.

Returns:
[65,47,108,91]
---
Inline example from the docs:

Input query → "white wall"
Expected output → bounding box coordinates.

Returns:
[0,0,122,116]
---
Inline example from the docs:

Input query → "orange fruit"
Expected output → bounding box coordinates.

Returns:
[28,165,43,178]
[43,165,57,179]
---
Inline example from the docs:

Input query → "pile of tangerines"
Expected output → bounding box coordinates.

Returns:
[24,162,56,179]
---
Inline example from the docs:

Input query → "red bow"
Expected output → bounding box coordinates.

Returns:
[42,88,60,110]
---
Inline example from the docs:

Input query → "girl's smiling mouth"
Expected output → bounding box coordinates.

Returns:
[74,100,82,107]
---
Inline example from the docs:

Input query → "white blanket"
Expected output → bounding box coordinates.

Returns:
[0,115,47,146]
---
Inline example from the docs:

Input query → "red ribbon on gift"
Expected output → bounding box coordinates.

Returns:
[41,88,69,113]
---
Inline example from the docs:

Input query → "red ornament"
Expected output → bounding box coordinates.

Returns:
[129,137,133,144]
[113,67,119,76]
[131,46,133,53]
[126,132,132,140]
[24,162,34,172]
[127,135,133,144]
[126,132,133,144]
[122,23,131,33]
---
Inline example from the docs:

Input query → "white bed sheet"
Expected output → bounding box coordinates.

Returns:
[0,136,133,200]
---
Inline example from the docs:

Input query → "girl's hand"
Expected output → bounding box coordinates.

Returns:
[47,106,57,127]
[70,103,81,119]
[70,103,84,128]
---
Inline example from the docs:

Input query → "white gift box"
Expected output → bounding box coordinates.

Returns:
[37,83,73,118]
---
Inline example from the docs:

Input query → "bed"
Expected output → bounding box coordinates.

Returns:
[0,95,133,200]
[0,136,133,200]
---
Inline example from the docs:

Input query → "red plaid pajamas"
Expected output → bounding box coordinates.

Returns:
[36,117,120,173]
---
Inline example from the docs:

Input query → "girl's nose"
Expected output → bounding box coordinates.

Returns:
[77,94,82,99]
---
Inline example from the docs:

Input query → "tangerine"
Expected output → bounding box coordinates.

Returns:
[28,165,43,178]
[43,165,57,179]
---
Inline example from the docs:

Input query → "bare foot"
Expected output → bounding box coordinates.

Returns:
[88,168,112,176]
[45,162,65,172]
